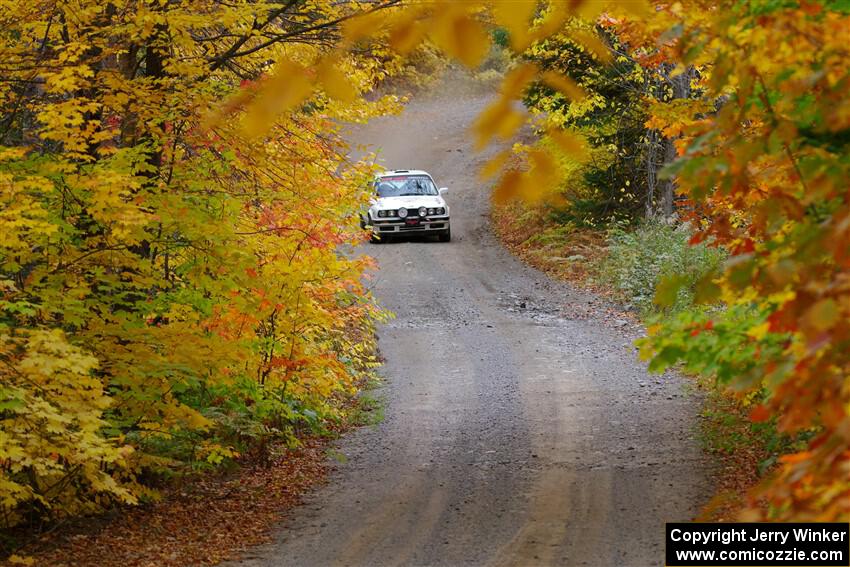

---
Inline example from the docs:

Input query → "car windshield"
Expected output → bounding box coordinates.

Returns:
[375,175,438,197]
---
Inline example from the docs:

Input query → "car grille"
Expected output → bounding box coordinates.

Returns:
[378,220,447,232]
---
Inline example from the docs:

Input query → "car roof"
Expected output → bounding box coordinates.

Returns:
[376,169,432,178]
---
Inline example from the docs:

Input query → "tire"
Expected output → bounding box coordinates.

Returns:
[438,227,451,242]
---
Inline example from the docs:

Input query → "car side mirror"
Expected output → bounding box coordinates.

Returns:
[439,187,448,195]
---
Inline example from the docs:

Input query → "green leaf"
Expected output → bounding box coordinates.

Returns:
[654,274,688,307]
[694,273,722,304]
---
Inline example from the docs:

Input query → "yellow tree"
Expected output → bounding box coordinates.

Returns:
[0,0,400,525]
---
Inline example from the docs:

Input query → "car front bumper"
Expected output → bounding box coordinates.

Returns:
[370,217,450,234]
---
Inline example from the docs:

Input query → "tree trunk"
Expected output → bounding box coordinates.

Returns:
[660,135,677,217]
[645,128,658,217]
[656,66,694,220]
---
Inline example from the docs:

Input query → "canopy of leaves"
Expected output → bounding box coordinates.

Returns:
[632,0,850,520]
[0,0,401,527]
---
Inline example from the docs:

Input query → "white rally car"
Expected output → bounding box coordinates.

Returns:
[362,170,451,242]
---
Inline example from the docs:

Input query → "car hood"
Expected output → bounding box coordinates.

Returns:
[372,195,446,210]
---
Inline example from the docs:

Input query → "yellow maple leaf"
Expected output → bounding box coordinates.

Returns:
[429,7,489,68]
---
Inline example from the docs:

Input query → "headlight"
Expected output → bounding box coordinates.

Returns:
[427,208,435,215]
[377,210,386,218]
[436,207,445,215]
[418,206,427,217]
[398,207,408,218]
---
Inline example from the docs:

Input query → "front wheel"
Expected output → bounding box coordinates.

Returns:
[438,227,451,242]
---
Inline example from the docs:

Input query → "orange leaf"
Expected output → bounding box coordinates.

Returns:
[749,405,771,423]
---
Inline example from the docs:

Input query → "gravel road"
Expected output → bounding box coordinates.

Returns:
[232,79,711,567]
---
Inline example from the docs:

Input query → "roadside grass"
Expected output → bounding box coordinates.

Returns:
[597,222,726,316]
[492,199,771,521]
[694,376,771,521]
[491,202,608,290]
[350,372,386,429]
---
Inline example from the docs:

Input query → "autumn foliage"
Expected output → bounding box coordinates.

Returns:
[0,0,402,527]
[636,2,850,520]
[2,0,849,534]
